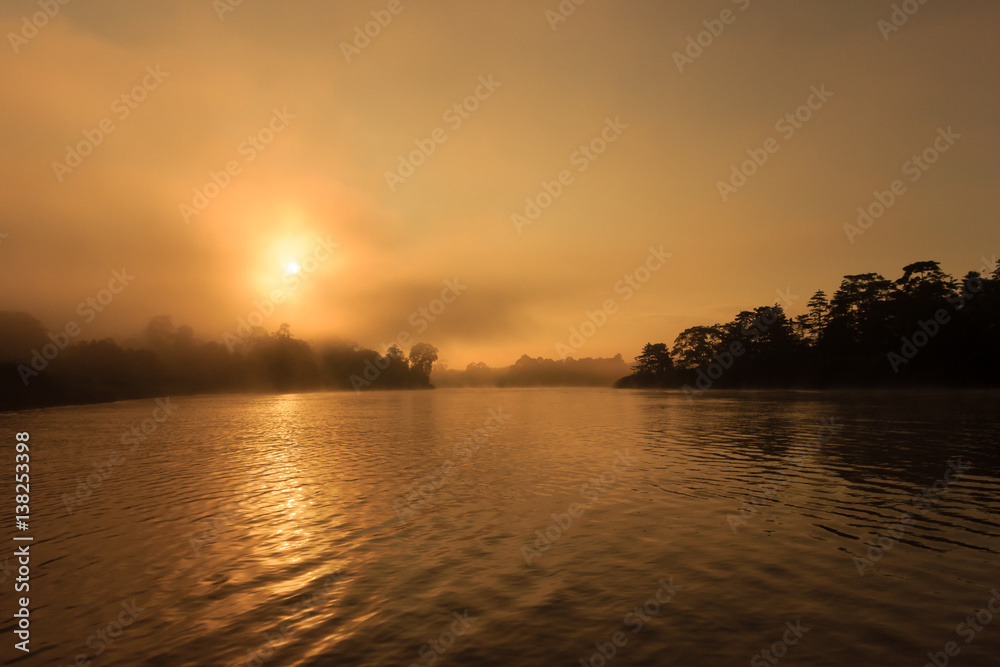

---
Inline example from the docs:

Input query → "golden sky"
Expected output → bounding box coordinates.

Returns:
[2,0,998,367]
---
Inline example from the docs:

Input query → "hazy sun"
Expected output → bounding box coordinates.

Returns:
[285,261,300,275]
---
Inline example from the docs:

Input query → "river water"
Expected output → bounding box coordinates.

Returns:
[3,388,999,666]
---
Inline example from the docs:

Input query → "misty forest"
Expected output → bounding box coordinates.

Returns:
[2,259,998,411]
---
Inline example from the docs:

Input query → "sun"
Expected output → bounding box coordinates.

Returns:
[285,261,300,275]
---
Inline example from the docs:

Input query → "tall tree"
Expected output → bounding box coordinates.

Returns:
[800,290,829,343]
[671,325,724,370]
[633,342,673,379]
[408,343,439,385]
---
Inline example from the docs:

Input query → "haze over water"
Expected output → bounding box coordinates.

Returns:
[7,388,999,666]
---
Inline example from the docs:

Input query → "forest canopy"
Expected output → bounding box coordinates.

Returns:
[617,259,1000,393]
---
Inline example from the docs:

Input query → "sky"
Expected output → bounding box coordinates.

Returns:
[1,0,998,368]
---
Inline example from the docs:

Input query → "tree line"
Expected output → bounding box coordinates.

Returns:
[433,354,629,387]
[617,259,1000,393]
[0,314,438,411]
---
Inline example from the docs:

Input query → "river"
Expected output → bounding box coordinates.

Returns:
[3,388,999,666]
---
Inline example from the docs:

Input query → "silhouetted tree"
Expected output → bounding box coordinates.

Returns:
[408,343,438,387]
[671,326,724,370]
[635,343,672,376]
[798,291,829,342]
